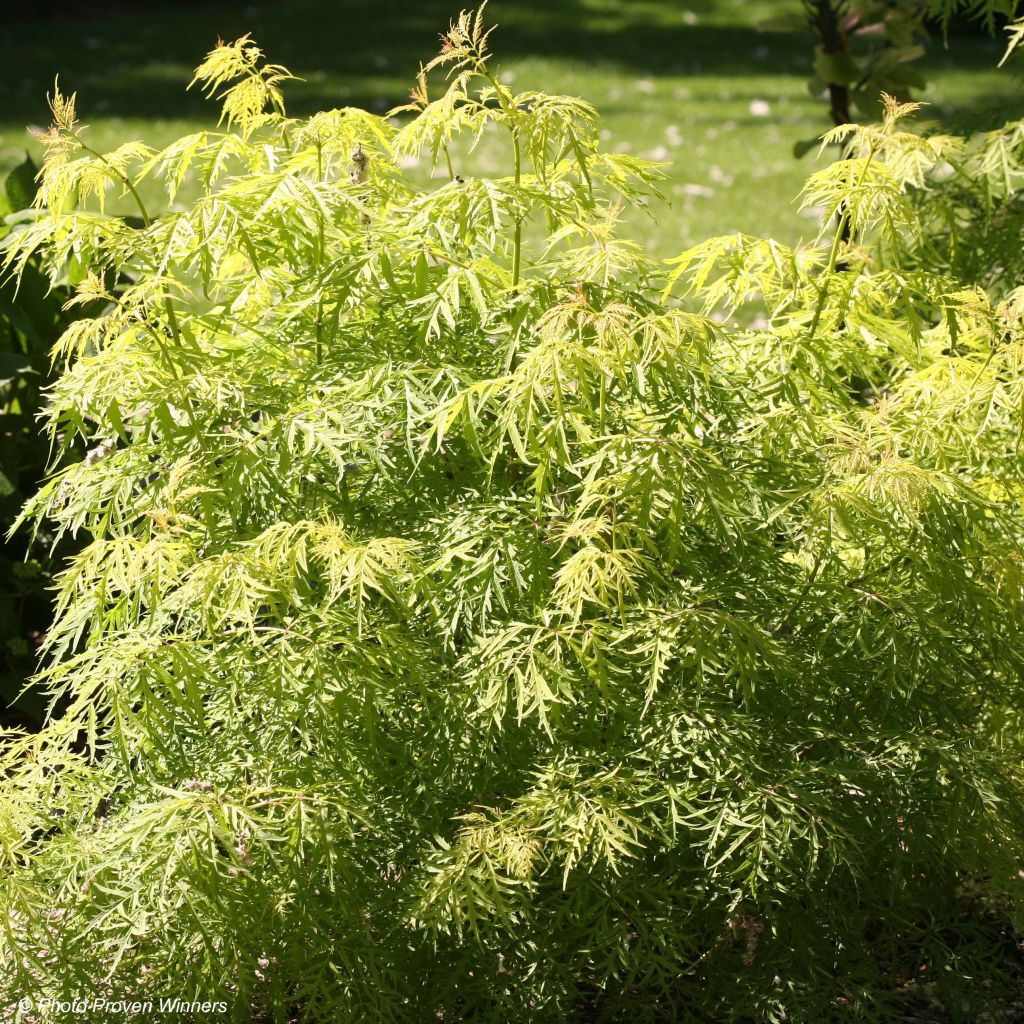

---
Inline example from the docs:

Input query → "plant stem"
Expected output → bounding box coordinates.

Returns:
[813,0,852,129]
[315,140,325,366]
[479,63,524,291]
[808,208,848,340]
[511,127,523,290]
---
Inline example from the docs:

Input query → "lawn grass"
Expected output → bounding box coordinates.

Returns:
[2,0,1020,255]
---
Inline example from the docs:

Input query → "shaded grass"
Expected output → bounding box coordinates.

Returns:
[1,0,1020,254]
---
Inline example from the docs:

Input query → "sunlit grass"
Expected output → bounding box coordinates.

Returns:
[1,0,1018,254]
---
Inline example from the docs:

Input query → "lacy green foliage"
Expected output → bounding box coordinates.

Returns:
[930,0,1022,30]
[896,115,1024,292]
[851,13,1024,295]
[3,10,1024,1022]
[0,156,89,728]
[1007,13,1024,56]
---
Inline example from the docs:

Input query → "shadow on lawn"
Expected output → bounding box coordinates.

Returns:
[3,1,800,122]
[7,0,1015,128]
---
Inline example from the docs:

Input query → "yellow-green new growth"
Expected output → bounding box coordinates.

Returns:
[189,34,297,130]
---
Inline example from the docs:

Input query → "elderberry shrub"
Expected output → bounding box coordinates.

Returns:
[4,8,1024,1022]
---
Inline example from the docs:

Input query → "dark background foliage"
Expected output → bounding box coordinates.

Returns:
[1,1,1017,125]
